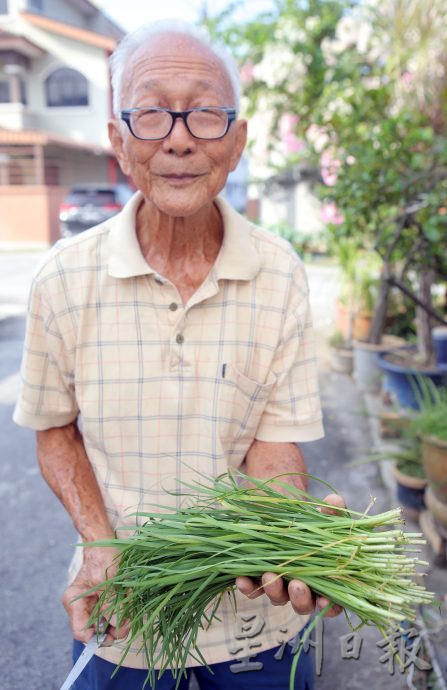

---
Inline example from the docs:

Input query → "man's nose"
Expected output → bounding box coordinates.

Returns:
[162,116,196,154]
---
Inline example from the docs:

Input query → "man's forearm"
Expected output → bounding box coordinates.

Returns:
[36,422,114,542]
[244,440,308,492]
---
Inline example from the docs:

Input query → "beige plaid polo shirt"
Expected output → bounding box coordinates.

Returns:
[14,192,324,669]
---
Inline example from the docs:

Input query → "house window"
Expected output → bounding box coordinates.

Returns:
[45,68,88,107]
[0,81,10,103]
[0,77,27,104]
[28,0,43,11]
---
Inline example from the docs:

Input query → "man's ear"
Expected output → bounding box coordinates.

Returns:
[229,119,248,172]
[108,120,131,176]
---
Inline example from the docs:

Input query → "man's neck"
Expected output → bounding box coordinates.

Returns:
[136,199,224,304]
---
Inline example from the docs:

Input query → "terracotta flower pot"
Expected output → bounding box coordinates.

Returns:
[422,434,447,504]
[378,411,411,440]
[352,335,406,394]
[335,300,372,342]
[329,346,353,375]
[391,464,427,520]
[425,485,447,529]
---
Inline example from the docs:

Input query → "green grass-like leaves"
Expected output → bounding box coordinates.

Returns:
[79,472,433,688]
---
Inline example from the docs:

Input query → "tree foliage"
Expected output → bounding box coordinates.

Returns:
[207,0,447,353]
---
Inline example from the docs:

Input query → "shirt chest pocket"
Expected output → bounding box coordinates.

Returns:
[217,363,276,456]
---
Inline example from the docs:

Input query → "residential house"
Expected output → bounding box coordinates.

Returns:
[0,0,125,245]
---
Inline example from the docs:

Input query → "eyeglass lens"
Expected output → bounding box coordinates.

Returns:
[130,109,230,140]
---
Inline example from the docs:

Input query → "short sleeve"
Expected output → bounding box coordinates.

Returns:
[255,262,324,443]
[13,276,79,430]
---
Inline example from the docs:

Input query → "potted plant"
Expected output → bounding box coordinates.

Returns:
[332,238,373,343]
[377,408,412,439]
[330,242,401,384]
[329,239,365,376]
[377,346,447,409]
[349,257,406,392]
[411,380,447,526]
[389,440,427,520]
[349,413,426,519]
[349,444,426,520]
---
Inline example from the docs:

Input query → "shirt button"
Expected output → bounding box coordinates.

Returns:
[176,333,184,345]
[169,302,178,312]
[154,275,164,285]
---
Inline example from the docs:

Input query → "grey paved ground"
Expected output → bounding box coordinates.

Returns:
[0,252,82,689]
[305,367,407,690]
[0,253,431,689]
[1,315,75,690]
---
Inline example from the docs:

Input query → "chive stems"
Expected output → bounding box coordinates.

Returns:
[80,472,434,689]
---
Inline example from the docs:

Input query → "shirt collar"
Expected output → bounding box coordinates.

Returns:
[108,192,152,278]
[108,191,260,281]
[213,196,261,281]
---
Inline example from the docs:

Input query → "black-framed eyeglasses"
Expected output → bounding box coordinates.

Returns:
[119,106,236,141]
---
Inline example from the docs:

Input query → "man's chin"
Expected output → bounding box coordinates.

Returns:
[143,192,215,220]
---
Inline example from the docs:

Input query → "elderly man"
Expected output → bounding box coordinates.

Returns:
[14,19,343,690]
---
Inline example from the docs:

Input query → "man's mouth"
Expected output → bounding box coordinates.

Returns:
[160,173,203,184]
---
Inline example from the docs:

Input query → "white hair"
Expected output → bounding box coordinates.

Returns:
[109,19,241,116]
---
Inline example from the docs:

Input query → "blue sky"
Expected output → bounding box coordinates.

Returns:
[99,0,275,32]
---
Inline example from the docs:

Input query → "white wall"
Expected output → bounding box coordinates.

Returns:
[0,102,37,128]
[8,14,111,148]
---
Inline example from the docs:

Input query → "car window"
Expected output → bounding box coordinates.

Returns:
[66,190,118,206]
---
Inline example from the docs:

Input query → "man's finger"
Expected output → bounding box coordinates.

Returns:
[261,572,289,606]
[106,614,131,643]
[316,595,343,618]
[69,597,96,643]
[62,579,100,643]
[236,576,264,599]
[320,493,346,516]
[288,579,315,615]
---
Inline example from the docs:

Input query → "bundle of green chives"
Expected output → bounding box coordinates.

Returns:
[82,472,433,688]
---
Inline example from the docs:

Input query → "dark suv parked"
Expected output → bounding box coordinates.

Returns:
[59,184,133,238]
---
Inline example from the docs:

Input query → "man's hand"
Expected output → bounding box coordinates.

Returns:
[36,425,128,644]
[62,546,129,646]
[236,493,346,618]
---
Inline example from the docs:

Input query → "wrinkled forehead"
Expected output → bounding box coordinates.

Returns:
[123,32,234,104]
